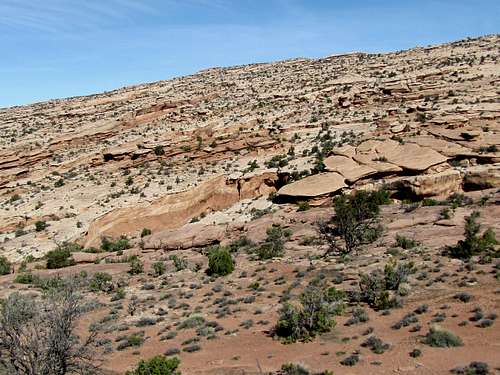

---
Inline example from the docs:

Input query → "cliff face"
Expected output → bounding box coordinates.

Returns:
[0,34,499,260]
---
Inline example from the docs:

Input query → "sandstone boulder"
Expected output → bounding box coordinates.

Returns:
[390,123,406,133]
[409,136,476,157]
[72,252,104,264]
[277,172,346,198]
[352,153,402,173]
[324,155,376,183]
[143,223,226,250]
[463,164,500,189]
[357,139,448,171]
[390,170,462,198]
[331,145,356,158]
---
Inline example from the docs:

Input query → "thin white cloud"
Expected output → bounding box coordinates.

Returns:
[0,0,228,34]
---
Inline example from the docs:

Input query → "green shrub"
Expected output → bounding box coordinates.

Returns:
[279,363,310,375]
[228,237,253,253]
[14,226,26,237]
[90,272,113,292]
[46,247,75,269]
[182,344,201,353]
[318,188,389,255]
[265,154,288,168]
[153,261,166,277]
[0,256,11,275]
[422,198,440,206]
[111,288,126,301]
[297,201,310,212]
[34,220,47,232]
[169,255,187,271]
[356,261,414,309]
[256,225,291,260]
[447,193,473,208]
[14,272,35,284]
[361,335,390,354]
[18,261,27,272]
[395,234,418,249]
[440,208,452,220]
[275,280,345,343]
[141,228,152,238]
[100,236,131,252]
[206,246,234,276]
[450,361,490,375]
[278,363,333,375]
[409,348,422,358]
[447,211,498,259]
[117,334,144,351]
[178,315,205,329]
[423,326,463,347]
[153,145,165,156]
[345,307,369,326]
[128,257,144,275]
[384,261,416,290]
[127,355,180,375]
[340,353,359,366]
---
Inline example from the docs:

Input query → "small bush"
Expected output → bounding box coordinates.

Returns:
[136,317,156,327]
[297,202,311,212]
[90,272,113,292]
[206,246,234,277]
[476,319,493,328]
[447,193,473,208]
[228,237,253,253]
[361,336,390,354]
[318,188,389,255]
[340,353,359,366]
[392,312,418,330]
[395,234,418,249]
[101,236,131,252]
[345,308,369,326]
[179,315,205,330]
[279,363,310,375]
[153,261,166,277]
[169,255,187,272]
[275,281,345,343]
[440,208,452,220]
[183,344,201,353]
[447,211,498,259]
[255,225,291,260]
[14,272,35,284]
[422,198,439,206]
[384,261,416,290]
[35,220,47,232]
[409,348,422,358]
[278,363,333,375]
[164,348,180,356]
[423,326,463,347]
[454,292,473,303]
[140,228,152,238]
[46,246,75,269]
[117,334,144,351]
[356,261,414,310]
[128,257,144,275]
[126,355,180,375]
[153,145,165,156]
[450,361,490,375]
[0,256,11,275]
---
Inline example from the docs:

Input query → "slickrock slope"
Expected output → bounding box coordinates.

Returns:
[1,35,498,260]
[0,35,499,375]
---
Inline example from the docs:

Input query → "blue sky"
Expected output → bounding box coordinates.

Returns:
[0,0,498,108]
